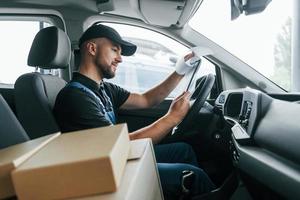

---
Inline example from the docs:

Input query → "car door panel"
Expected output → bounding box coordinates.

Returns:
[118,100,171,132]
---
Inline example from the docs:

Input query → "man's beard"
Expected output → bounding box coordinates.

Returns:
[95,55,115,79]
[100,67,115,79]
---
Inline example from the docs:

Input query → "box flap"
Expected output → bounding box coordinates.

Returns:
[128,139,149,160]
[0,132,60,167]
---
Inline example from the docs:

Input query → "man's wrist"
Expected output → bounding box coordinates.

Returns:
[163,113,180,127]
[174,70,185,77]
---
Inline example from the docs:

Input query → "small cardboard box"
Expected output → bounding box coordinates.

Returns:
[12,124,130,200]
[75,138,164,200]
[0,133,60,199]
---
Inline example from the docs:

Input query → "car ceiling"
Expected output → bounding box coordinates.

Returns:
[0,0,202,28]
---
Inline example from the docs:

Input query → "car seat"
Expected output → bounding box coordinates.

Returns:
[0,94,29,149]
[14,26,71,139]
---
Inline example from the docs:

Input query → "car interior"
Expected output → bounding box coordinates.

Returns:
[0,0,299,199]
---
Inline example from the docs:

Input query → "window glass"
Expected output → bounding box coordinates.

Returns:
[0,21,53,86]
[189,0,292,91]
[102,23,215,98]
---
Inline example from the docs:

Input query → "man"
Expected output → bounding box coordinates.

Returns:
[54,24,215,199]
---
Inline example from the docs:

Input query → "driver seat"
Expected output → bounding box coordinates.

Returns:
[14,26,71,139]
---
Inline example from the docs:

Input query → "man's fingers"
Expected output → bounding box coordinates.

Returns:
[185,91,191,100]
[181,91,191,99]
[174,91,186,100]
[183,52,195,61]
[174,91,191,101]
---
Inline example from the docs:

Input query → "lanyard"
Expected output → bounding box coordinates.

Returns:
[67,81,116,124]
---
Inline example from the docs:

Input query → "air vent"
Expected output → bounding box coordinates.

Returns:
[239,101,252,129]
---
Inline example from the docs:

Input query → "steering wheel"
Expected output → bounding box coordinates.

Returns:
[173,73,215,134]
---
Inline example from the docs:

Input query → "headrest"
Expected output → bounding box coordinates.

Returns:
[27,26,71,69]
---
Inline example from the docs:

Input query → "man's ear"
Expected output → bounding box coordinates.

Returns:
[86,42,97,56]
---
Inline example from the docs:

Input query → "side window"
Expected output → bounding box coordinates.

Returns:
[0,21,54,87]
[103,23,215,98]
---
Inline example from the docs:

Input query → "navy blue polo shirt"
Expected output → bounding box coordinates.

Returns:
[53,72,130,133]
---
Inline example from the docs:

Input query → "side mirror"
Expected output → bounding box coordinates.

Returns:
[231,0,272,20]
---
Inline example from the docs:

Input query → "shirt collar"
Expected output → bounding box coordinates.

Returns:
[72,72,101,93]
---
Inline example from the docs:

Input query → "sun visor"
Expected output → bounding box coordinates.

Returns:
[133,0,202,27]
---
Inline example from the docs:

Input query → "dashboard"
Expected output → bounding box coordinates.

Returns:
[215,88,264,138]
[214,88,300,199]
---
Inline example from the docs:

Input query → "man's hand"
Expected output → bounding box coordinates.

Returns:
[175,52,200,75]
[166,91,191,126]
[129,91,191,143]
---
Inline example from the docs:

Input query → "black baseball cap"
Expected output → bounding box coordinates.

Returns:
[79,24,137,56]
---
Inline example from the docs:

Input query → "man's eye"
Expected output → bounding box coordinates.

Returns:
[112,48,118,52]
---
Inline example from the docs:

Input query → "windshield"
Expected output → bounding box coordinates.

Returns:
[189,0,292,91]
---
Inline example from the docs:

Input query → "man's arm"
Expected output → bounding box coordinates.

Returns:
[121,71,183,109]
[121,52,195,109]
[129,91,190,144]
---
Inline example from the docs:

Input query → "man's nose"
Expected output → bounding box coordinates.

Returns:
[116,54,122,63]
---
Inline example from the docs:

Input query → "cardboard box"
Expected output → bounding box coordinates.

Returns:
[0,133,60,199]
[75,139,164,200]
[12,124,130,200]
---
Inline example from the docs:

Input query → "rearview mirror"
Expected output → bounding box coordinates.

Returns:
[231,0,272,20]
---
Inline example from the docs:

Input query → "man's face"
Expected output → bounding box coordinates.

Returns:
[92,38,122,79]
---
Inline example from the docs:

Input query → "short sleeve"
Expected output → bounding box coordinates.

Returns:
[103,82,130,109]
[54,87,112,133]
